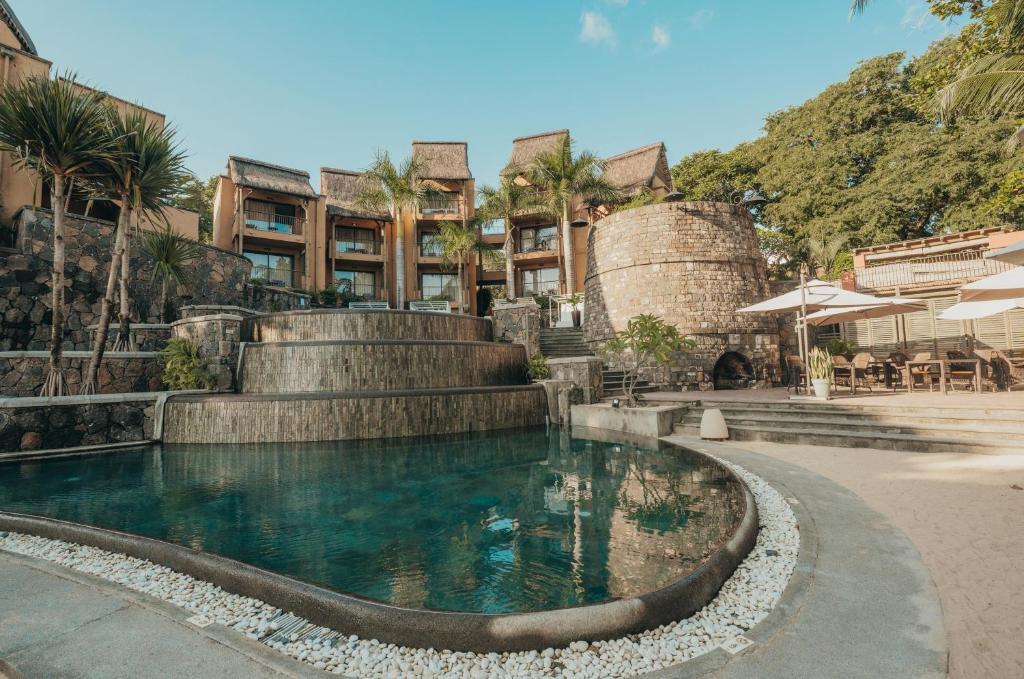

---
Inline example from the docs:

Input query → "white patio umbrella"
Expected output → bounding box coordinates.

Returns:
[938,297,1024,321]
[804,297,926,326]
[959,266,1024,302]
[737,277,888,390]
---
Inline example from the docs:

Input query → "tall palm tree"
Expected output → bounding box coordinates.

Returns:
[526,135,621,294]
[476,177,545,301]
[354,151,440,308]
[436,220,490,313]
[82,109,186,391]
[141,226,200,322]
[806,233,848,280]
[0,74,114,396]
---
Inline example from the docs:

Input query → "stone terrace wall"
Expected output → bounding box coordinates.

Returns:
[0,393,157,453]
[584,202,781,387]
[240,341,528,393]
[0,351,164,397]
[248,309,493,343]
[0,208,251,351]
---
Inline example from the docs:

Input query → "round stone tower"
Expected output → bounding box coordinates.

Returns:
[584,201,780,389]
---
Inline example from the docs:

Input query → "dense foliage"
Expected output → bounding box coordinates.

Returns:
[160,338,214,391]
[171,175,217,242]
[672,3,1023,277]
[600,314,695,406]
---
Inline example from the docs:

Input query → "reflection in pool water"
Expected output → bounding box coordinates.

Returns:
[0,427,743,614]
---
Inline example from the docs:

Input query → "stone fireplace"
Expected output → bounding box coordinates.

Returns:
[713,352,755,390]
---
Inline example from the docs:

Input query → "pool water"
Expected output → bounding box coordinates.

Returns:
[0,427,744,614]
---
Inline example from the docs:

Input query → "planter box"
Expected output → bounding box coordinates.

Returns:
[570,402,686,438]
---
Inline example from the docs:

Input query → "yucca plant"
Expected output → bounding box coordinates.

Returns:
[354,151,442,308]
[160,338,213,391]
[807,347,835,382]
[526,135,621,294]
[141,226,200,322]
[476,177,545,301]
[0,74,115,395]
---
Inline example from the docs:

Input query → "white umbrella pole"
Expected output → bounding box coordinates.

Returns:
[800,266,810,392]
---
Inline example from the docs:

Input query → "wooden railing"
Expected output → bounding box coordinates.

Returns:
[856,250,1013,291]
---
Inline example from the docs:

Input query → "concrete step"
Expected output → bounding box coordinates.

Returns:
[672,422,1023,455]
[669,401,1024,425]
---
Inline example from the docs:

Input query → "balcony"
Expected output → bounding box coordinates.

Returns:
[336,282,379,300]
[250,264,299,288]
[335,229,381,256]
[855,250,1014,292]
[419,194,462,217]
[419,239,444,258]
[517,237,557,255]
[245,209,304,236]
[420,286,455,302]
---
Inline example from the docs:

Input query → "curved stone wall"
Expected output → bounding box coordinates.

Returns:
[584,202,780,386]
[240,340,528,393]
[248,309,492,343]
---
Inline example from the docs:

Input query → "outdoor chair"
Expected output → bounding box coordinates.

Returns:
[785,355,806,393]
[887,351,908,390]
[907,351,936,392]
[945,350,978,392]
[991,350,1024,391]
[971,350,1003,393]
[851,352,876,391]
[832,355,853,390]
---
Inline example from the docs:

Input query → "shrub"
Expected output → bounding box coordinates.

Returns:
[600,314,695,406]
[160,338,214,390]
[527,352,550,381]
[826,338,852,358]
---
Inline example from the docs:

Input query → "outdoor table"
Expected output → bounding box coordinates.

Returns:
[869,360,896,390]
[904,359,982,394]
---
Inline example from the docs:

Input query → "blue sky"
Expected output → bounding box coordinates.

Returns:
[16,1,953,189]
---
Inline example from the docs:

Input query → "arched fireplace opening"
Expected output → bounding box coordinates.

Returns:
[713,352,755,390]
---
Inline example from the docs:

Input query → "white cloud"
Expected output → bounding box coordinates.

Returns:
[580,11,616,45]
[652,25,670,50]
[688,8,714,31]
[900,1,933,31]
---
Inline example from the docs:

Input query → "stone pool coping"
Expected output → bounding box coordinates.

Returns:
[0,445,758,654]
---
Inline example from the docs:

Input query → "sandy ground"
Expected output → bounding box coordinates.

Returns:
[736,441,1024,679]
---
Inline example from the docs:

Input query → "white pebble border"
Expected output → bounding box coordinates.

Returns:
[0,457,797,678]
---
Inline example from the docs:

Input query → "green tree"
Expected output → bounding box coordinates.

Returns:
[526,135,621,294]
[434,220,477,313]
[0,74,114,396]
[670,148,760,203]
[141,226,200,322]
[355,151,440,308]
[171,174,217,242]
[599,314,695,407]
[983,168,1024,222]
[476,177,545,301]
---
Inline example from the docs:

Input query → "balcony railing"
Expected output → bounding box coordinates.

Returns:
[480,218,506,237]
[250,264,297,288]
[420,240,444,257]
[420,286,455,302]
[522,282,560,296]
[245,209,304,235]
[336,282,378,300]
[420,194,462,215]
[335,230,381,255]
[517,236,557,254]
[856,250,1014,291]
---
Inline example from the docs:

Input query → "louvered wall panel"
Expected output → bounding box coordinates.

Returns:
[1009,310,1024,351]
[931,297,966,355]
[973,313,1010,351]
[841,319,871,350]
[904,308,937,357]
[868,316,899,356]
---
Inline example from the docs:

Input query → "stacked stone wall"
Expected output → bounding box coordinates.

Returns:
[0,394,156,452]
[584,202,781,388]
[248,309,492,343]
[0,351,164,397]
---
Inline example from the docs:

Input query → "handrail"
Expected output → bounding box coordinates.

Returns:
[244,209,304,235]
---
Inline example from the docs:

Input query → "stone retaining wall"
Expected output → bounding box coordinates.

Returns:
[86,324,170,351]
[492,301,541,357]
[0,393,158,453]
[240,341,528,393]
[584,202,781,387]
[0,351,164,397]
[162,386,547,444]
[170,314,243,391]
[248,309,493,343]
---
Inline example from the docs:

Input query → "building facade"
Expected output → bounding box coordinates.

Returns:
[0,0,199,239]
[211,142,479,313]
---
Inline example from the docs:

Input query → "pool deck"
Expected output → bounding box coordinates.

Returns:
[1,437,990,678]
[642,386,1024,409]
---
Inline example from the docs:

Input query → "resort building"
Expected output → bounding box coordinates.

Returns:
[836,226,1024,356]
[211,141,480,313]
[487,130,674,299]
[0,0,199,240]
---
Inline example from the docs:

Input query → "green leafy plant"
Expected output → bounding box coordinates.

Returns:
[318,287,339,307]
[527,352,550,381]
[140,226,200,323]
[807,347,835,382]
[160,338,214,391]
[600,314,696,406]
[567,293,582,310]
[826,338,853,358]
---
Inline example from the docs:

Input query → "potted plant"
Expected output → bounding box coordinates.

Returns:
[807,347,834,399]
[567,293,583,328]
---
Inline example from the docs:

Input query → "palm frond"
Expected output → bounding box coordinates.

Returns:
[989,0,1024,45]
[937,53,1024,121]
[848,0,873,19]
[141,226,200,288]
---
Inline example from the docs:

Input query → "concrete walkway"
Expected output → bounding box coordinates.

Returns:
[0,551,321,679]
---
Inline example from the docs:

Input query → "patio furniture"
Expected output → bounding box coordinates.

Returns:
[785,355,806,393]
[349,301,390,310]
[885,351,908,391]
[851,352,877,392]
[905,352,938,392]
[409,300,451,313]
[984,349,1024,391]
[970,350,1004,392]
[945,350,982,392]
[832,355,854,392]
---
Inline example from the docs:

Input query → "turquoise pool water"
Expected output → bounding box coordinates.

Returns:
[0,427,743,614]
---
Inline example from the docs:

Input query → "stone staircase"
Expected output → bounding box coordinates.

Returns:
[666,399,1024,454]
[539,327,593,358]
[601,369,657,398]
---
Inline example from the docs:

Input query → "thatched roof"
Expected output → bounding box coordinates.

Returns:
[0,0,36,55]
[502,129,568,176]
[320,167,392,221]
[411,141,472,180]
[602,142,672,196]
[227,156,317,199]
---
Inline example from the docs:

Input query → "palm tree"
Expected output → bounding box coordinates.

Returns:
[806,233,848,280]
[525,135,621,294]
[476,177,545,301]
[354,151,440,308]
[435,220,487,313]
[0,74,114,396]
[81,109,186,391]
[141,226,200,322]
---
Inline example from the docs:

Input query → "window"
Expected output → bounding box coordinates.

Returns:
[480,218,506,237]
[245,251,294,287]
[334,270,377,299]
[336,227,379,254]
[521,267,560,296]
[421,273,459,301]
[420,232,443,257]
[245,200,298,234]
[519,225,557,253]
